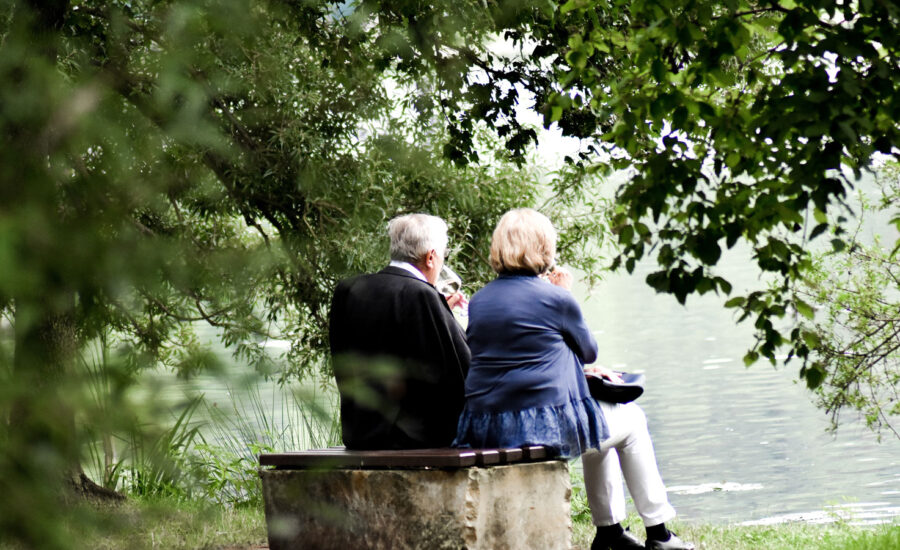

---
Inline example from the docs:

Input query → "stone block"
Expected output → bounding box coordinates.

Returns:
[260,460,572,550]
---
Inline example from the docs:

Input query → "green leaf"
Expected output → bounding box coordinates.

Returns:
[802,330,821,349]
[743,350,759,367]
[560,0,585,15]
[696,277,713,294]
[837,121,857,144]
[794,299,814,319]
[715,277,732,295]
[725,151,741,168]
[551,105,563,122]
[696,236,721,264]
[672,106,688,130]
[809,223,828,240]
[803,363,825,389]
[646,271,669,292]
[566,50,589,70]
[651,58,666,82]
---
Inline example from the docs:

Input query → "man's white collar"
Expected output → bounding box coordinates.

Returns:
[389,260,427,282]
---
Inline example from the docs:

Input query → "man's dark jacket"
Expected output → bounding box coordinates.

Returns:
[329,266,470,449]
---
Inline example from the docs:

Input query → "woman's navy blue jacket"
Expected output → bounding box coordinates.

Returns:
[464,274,598,412]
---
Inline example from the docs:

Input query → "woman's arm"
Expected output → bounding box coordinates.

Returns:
[546,268,598,363]
[558,293,598,363]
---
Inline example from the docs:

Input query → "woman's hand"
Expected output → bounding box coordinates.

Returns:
[546,267,573,291]
[446,292,468,310]
[584,366,624,383]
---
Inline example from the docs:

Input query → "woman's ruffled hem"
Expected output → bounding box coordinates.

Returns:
[452,397,609,459]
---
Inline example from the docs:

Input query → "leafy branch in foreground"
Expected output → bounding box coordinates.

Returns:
[552,0,899,379]
[799,163,900,439]
[1,1,550,546]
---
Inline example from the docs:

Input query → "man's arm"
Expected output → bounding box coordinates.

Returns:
[420,288,470,379]
[328,280,349,356]
[404,286,470,445]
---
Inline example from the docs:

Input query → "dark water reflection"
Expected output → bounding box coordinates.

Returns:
[575,245,900,525]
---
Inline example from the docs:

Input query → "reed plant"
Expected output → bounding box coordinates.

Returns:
[78,328,340,506]
[80,335,125,491]
[82,395,204,500]
[79,334,206,500]
[119,397,204,499]
[189,379,340,507]
[200,379,339,454]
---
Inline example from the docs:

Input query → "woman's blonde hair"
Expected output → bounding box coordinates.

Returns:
[489,208,557,275]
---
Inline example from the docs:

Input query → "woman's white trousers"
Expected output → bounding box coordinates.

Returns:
[581,401,677,527]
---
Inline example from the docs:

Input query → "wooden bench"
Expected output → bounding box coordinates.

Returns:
[259,444,553,469]
[259,446,572,549]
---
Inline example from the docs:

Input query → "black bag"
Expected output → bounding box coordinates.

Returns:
[585,371,646,404]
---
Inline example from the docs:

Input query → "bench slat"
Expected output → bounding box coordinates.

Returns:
[259,445,555,469]
[498,448,524,462]
[522,445,549,460]
[260,449,476,469]
[476,449,500,466]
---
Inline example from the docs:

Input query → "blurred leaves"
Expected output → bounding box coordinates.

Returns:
[0,1,546,547]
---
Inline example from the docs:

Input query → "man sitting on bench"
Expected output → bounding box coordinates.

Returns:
[328,213,469,450]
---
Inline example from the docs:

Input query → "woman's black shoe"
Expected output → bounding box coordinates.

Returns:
[591,527,645,550]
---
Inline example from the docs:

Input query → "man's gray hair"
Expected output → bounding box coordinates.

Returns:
[388,213,449,264]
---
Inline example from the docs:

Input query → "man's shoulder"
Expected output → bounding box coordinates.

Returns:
[336,268,440,303]
[339,267,428,288]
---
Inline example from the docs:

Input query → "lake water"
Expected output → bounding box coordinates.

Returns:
[576,250,900,526]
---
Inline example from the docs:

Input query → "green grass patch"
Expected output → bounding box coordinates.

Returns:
[572,515,900,550]
[568,466,900,549]
[78,497,267,550]
[4,491,891,550]
[84,496,900,550]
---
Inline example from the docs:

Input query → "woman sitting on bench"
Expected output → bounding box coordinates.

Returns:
[454,208,694,550]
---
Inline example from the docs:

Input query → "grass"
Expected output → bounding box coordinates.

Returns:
[566,467,900,549]
[76,497,267,550]
[571,516,900,550]
[32,494,891,550]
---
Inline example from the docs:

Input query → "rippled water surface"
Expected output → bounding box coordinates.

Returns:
[576,247,900,525]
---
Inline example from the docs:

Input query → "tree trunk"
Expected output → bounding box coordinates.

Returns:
[10,296,125,503]
[5,0,124,505]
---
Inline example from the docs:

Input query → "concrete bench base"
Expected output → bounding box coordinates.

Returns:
[260,460,572,550]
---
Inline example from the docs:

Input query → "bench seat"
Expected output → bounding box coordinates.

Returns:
[259,445,553,469]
